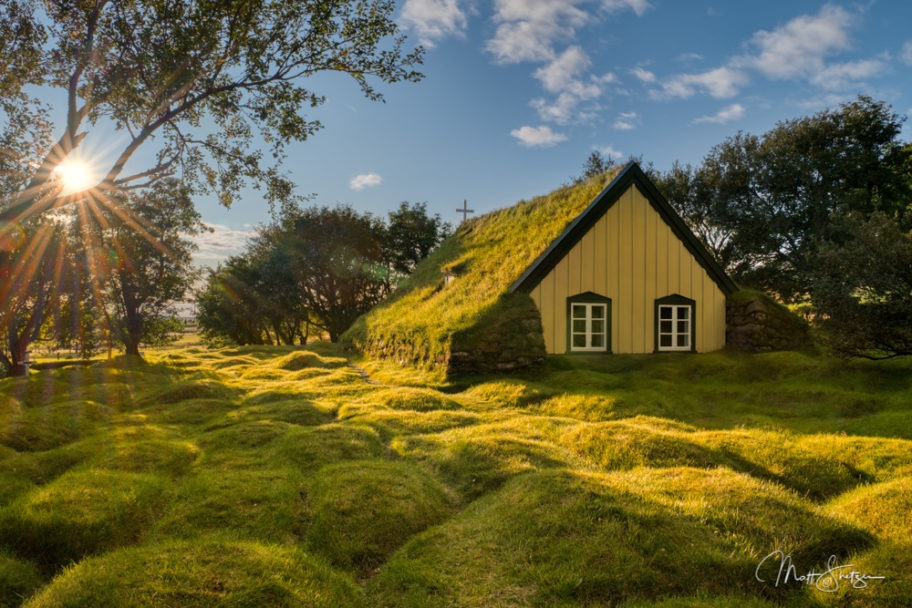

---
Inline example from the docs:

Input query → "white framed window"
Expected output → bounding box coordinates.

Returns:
[655,295,695,352]
[567,293,611,353]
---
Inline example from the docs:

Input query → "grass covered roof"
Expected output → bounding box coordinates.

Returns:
[343,171,619,372]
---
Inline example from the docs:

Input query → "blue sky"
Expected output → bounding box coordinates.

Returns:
[190,0,912,266]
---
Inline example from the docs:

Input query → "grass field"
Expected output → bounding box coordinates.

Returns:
[1,344,911,607]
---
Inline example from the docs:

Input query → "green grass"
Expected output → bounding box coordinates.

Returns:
[1,343,911,606]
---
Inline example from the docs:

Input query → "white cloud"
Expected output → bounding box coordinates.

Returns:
[631,66,656,83]
[192,224,255,268]
[510,125,568,147]
[737,4,853,80]
[350,173,383,190]
[655,66,747,99]
[902,41,912,66]
[486,0,588,64]
[676,52,703,63]
[602,0,650,17]
[596,144,624,160]
[534,46,591,93]
[400,0,468,47]
[693,103,745,124]
[809,59,886,89]
[488,0,648,129]
[612,111,639,130]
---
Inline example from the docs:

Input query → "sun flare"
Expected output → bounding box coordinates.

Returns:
[54,158,99,195]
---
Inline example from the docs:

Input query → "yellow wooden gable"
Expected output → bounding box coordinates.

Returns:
[510,163,737,355]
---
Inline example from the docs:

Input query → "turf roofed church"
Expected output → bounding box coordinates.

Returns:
[344,162,738,376]
[511,162,737,355]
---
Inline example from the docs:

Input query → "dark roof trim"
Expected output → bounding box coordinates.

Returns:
[508,161,738,296]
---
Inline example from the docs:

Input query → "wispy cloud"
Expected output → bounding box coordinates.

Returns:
[809,58,886,89]
[736,4,853,80]
[902,41,912,66]
[486,0,589,64]
[510,125,567,147]
[350,173,383,190]
[650,5,878,104]
[489,0,648,135]
[631,66,656,83]
[693,103,745,124]
[596,144,624,160]
[192,224,255,268]
[602,0,650,17]
[400,0,468,47]
[612,111,640,130]
[654,66,748,99]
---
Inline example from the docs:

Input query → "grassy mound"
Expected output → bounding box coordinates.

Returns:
[22,540,364,608]
[305,460,451,572]
[3,342,911,605]
[269,424,385,473]
[826,477,912,540]
[0,469,170,570]
[0,400,108,452]
[152,467,306,543]
[368,468,871,607]
[392,418,577,499]
[0,550,42,608]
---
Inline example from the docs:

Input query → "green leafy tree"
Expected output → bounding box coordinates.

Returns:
[286,205,390,341]
[196,255,273,346]
[810,212,912,358]
[0,99,57,375]
[653,161,735,269]
[196,202,448,345]
[667,96,911,300]
[385,201,450,275]
[0,0,424,225]
[91,179,205,356]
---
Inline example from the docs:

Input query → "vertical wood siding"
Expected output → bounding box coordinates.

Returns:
[529,185,726,354]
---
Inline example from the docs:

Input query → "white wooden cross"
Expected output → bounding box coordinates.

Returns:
[456,199,474,222]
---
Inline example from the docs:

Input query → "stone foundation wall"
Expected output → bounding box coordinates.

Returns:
[446,294,546,375]
[726,291,810,352]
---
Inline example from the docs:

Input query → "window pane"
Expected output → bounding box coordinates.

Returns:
[678,307,689,320]
[678,335,690,348]
[678,320,689,334]
[591,334,603,348]
[573,320,586,333]
[660,335,672,347]
[659,306,672,319]
[572,304,586,318]
[660,320,672,333]
[591,320,604,333]
[591,305,605,320]
[573,335,586,348]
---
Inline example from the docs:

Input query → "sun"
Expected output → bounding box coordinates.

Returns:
[54,158,100,195]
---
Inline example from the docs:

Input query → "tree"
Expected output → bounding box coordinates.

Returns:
[0,0,423,226]
[286,205,390,341]
[0,97,57,375]
[384,201,450,275]
[197,255,273,346]
[810,212,912,358]
[674,96,911,300]
[92,179,204,356]
[653,161,735,269]
[196,201,448,345]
